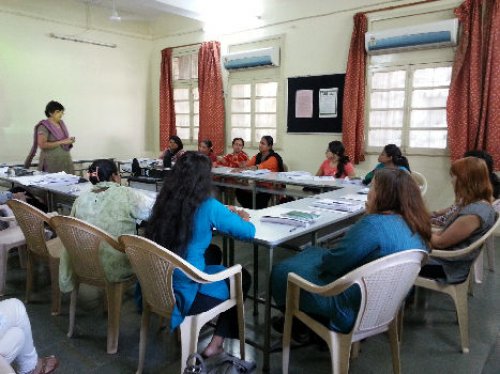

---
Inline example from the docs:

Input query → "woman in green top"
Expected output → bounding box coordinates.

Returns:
[25,101,75,174]
[59,159,155,292]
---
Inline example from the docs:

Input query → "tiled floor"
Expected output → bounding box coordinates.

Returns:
[2,237,499,373]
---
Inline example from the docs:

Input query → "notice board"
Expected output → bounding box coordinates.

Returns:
[287,74,345,133]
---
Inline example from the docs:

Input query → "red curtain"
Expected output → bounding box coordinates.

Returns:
[479,0,500,169]
[446,0,483,162]
[198,41,225,155]
[159,48,176,151]
[342,13,367,164]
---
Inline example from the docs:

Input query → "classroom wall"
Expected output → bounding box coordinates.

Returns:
[0,1,155,164]
[151,0,456,210]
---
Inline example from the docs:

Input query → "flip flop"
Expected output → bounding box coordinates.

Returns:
[32,356,59,374]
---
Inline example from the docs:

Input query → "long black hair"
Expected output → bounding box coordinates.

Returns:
[328,141,350,178]
[146,151,213,258]
[87,159,118,185]
[255,135,284,172]
[384,144,411,172]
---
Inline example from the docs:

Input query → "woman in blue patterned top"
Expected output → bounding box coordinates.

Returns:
[146,151,255,358]
[271,168,430,336]
[362,144,411,185]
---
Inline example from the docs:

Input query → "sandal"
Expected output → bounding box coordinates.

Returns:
[31,356,59,374]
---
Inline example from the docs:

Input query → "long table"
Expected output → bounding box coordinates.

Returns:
[1,169,366,371]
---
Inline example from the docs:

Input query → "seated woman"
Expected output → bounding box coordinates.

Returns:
[421,157,496,284]
[146,152,255,358]
[362,144,411,185]
[0,298,58,374]
[316,140,355,178]
[235,135,285,209]
[59,159,155,293]
[159,135,185,168]
[271,168,430,337]
[198,139,217,164]
[216,137,248,168]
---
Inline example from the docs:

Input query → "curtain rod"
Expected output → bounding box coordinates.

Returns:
[363,0,443,15]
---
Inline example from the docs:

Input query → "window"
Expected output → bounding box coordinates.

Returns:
[229,79,279,145]
[172,50,199,142]
[366,62,452,155]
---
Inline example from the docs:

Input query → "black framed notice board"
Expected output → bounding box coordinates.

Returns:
[287,74,345,133]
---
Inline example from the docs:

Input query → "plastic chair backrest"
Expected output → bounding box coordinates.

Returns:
[7,199,50,257]
[313,250,426,339]
[411,171,427,195]
[118,234,221,317]
[50,215,120,283]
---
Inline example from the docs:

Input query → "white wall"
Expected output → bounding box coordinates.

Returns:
[151,1,455,209]
[0,3,154,163]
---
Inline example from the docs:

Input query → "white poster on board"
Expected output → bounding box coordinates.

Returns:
[319,88,338,118]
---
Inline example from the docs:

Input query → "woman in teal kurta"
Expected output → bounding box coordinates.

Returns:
[59,159,155,293]
[271,168,431,334]
[146,151,255,358]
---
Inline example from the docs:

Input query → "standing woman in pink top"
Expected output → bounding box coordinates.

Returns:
[316,141,355,178]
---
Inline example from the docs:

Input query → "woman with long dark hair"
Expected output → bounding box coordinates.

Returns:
[159,135,185,168]
[146,151,255,358]
[316,140,356,178]
[362,144,411,185]
[198,139,217,164]
[271,168,430,339]
[235,135,285,209]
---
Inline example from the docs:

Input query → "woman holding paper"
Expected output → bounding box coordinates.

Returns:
[270,168,430,340]
[235,135,285,209]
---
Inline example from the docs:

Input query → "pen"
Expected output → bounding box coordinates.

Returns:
[289,226,299,233]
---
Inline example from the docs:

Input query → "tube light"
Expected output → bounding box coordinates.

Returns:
[49,33,117,48]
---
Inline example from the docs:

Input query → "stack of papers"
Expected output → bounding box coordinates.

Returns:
[14,172,80,187]
[241,169,271,175]
[311,198,365,213]
[260,210,321,228]
[278,171,312,180]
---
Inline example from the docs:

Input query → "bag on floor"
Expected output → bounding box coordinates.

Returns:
[183,352,256,374]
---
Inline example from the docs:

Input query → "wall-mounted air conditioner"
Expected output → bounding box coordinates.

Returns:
[365,19,459,55]
[223,47,280,70]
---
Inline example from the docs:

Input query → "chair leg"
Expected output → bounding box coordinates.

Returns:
[179,318,200,374]
[452,284,470,354]
[329,332,352,374]
[388,320,401,374]
[67,285,79,338]
[282,311,293,374]
[0,247,8,296]
[350,342,360,359]
[25,252,35,304]
[236,273,246,360]
[486,236,495,272]
[136,306,151,374]
[49,257,61,316]
[105,282,124,354]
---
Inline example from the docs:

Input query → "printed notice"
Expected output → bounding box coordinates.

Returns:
[319,88,338,118]
[295,90,313,118]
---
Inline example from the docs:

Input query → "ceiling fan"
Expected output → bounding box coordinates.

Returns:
[108,0,145,22]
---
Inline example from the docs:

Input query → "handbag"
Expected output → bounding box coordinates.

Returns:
[183,352,256,374]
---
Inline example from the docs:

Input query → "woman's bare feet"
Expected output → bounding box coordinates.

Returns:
[30,356,59,374]
[201,335,224,358]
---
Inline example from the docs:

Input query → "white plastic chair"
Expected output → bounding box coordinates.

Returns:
[483,199,500,273]
[415,213,500,353]
[0,204,27,296]
[0,356,15,373]
[411,171,428,196]
[282,249,427,374]
[119,234,246,374]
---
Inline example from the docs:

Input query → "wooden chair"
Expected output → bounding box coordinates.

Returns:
[415,213,500,353]
[6,200,63,315]
[282,249,427,374]
[118,234,246,374]
[50,215,136,354]
[0,203,27,296]
[411,171,428,196]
